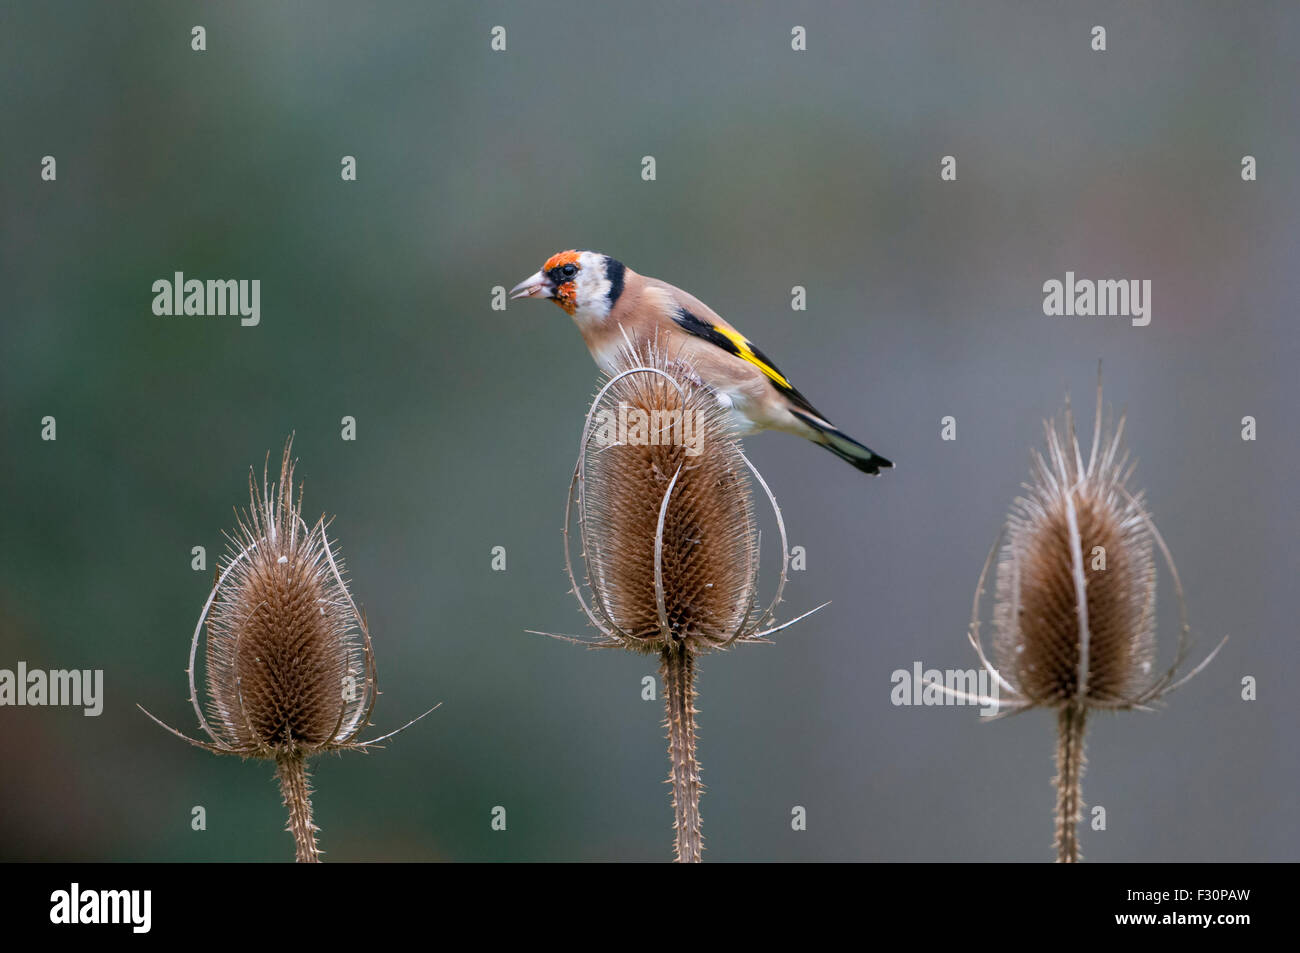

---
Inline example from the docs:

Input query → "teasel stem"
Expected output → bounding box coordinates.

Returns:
[1054,703,1088,863]
[276,752,321,863]
[662,643,702,863]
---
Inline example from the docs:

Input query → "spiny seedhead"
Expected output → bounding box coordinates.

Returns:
[571,343,770,655]
[141,438,437,758]
[202,440,373,754]
[971,380,1221,715]
[992,397,1157,707]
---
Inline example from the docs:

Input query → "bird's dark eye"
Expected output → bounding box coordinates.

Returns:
[561,264,578,279]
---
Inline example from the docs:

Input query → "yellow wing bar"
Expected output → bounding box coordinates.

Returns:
[711,325,794,390]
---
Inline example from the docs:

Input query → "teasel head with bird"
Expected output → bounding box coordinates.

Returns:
[533,338,826,862]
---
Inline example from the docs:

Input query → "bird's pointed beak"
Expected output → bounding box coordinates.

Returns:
[510,270,553,300]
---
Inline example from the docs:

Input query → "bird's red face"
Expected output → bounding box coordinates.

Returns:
[510,250,583,315]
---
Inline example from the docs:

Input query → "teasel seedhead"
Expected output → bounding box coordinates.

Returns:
[545,339,823,654]
[141,437,434,861]
[534,341,824,861]
[955,373,1224,861]
[966,378,1224,717]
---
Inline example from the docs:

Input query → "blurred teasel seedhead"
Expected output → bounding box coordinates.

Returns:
[141,438,434,862]
[961,377,1225,862]
[537,342,824,862]
[992,395,1158,708]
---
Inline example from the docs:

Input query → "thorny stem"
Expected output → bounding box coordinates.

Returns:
[276,753,321,863]
[1054,703,1088,863]
[662,643,702,863]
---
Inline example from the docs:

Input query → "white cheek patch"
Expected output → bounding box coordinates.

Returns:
[574,252,612,319]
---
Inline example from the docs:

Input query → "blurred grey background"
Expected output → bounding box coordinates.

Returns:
[1,1,1295,862]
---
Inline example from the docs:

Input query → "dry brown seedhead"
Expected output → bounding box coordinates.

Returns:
[550,341,821,654]
[535,341,823,862]
[959,375,1224,862]
[581,349,754,652]
[202,444,373,754]
[140,437,434,861]
[992,394,1157,708]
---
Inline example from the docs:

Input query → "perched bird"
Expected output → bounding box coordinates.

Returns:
[511,250,893,475]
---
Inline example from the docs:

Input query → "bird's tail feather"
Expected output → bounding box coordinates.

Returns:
[791,410,893,476]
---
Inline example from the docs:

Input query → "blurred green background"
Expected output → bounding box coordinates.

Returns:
[1,1,1295,861]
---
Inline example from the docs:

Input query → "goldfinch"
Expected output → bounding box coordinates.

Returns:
[511,250,893,475]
